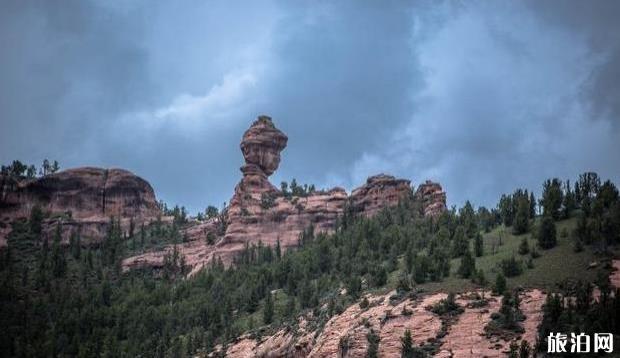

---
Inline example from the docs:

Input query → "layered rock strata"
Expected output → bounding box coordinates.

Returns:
[0,167,160,245]
[415,180,447,218]
[123,116,447,273]
[218,289,546,358]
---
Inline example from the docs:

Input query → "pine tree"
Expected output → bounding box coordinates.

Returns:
[494,273,507,295]
[401,329,414,358]
[508,341,519,358]
[460,201,478,238]
[474,232,484,257]
[458,249,476,278]
[537,216,557,249]
[519,340,531,358]
[499,194,514,226]
[366,329,380,358]
[452,225,468,258]
[284,295,296,319]
[29,205,44,238]
[263,292,274,325]
[512,196,530,235]
[541,178,564,220]
[51,224,66,278]
[518,237,529,255]
[275,239,282,260]
[529,192,536,218]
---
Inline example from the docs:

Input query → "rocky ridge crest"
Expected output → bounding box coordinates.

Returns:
[123,116,446,274]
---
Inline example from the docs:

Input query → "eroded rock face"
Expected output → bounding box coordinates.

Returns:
[437,290,546,358]
[415,180,447,218]
[240,115,288,176]
[350,174,412,217]
[220,290,546,358]
[218,291,445,358]
[123,116,446,273]
[216,115,351,263]
[0,167,160,244]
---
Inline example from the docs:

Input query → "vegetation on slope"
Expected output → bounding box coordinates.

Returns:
[0,171,618,357]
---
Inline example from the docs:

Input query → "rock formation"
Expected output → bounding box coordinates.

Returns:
[0,167,160,245]
[123,116,447,273]
[414,180,447,217]
[216,289,546,358]
[350,174,412,217]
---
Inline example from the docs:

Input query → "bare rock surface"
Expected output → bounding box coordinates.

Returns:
[0,167,160,243]
[221,291,447,358]
[415,180,447,218]
[220,290,546,358]
[124,116,431,273]
[437,290,545,358]
[350,174,412,217]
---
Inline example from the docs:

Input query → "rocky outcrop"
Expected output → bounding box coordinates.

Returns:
[219,290,546,358]
[436,290,545,357]
[123,116,447,273]
[0,167,160,244]
[350,174,412,217]
[414,180,447,218]
[240,115,288,176]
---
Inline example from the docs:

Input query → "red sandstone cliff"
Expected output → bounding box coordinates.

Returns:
[415,180,447,218]
[214,289,546,358]
[0,167,160,246]
[123,116,446,274]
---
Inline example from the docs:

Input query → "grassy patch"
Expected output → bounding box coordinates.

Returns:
[416,217,618,293]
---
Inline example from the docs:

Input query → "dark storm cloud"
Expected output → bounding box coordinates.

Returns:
[365,0,620,208]
[1,0,619,212]
[524,0,620,124]
[0,0,151,161]
[262,1,423,189]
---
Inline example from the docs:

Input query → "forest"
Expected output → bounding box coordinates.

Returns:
[0,171,619,357]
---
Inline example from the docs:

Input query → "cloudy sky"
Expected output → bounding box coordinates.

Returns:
[1,0,619,213]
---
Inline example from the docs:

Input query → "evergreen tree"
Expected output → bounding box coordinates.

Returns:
[51,224,66,278]
[519,340,531,358]
[576,172,600,210]
[263,292,274,325]
[529,192,536,218]
[451,225,468,258]
[541,178,564,220]
[458,249,476,278]
[401,329,414,358]
[29,205,44,238]
[508,341,519,358]
[498,194,514,227]
[518,237,529,255]
[494,273,507,295]
[537,216,557,249]
[460,201,478,238]
[512,195,530,235]
[346,275,362,299]
[366,329,380,358]
[205,206,219,219]
[275,239,282,261]
[70,232,81,259]
[562,180,576,218]
[474,232,484,257]
[284,295,296,318]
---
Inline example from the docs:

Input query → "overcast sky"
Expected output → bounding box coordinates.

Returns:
[1,0,619,213]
